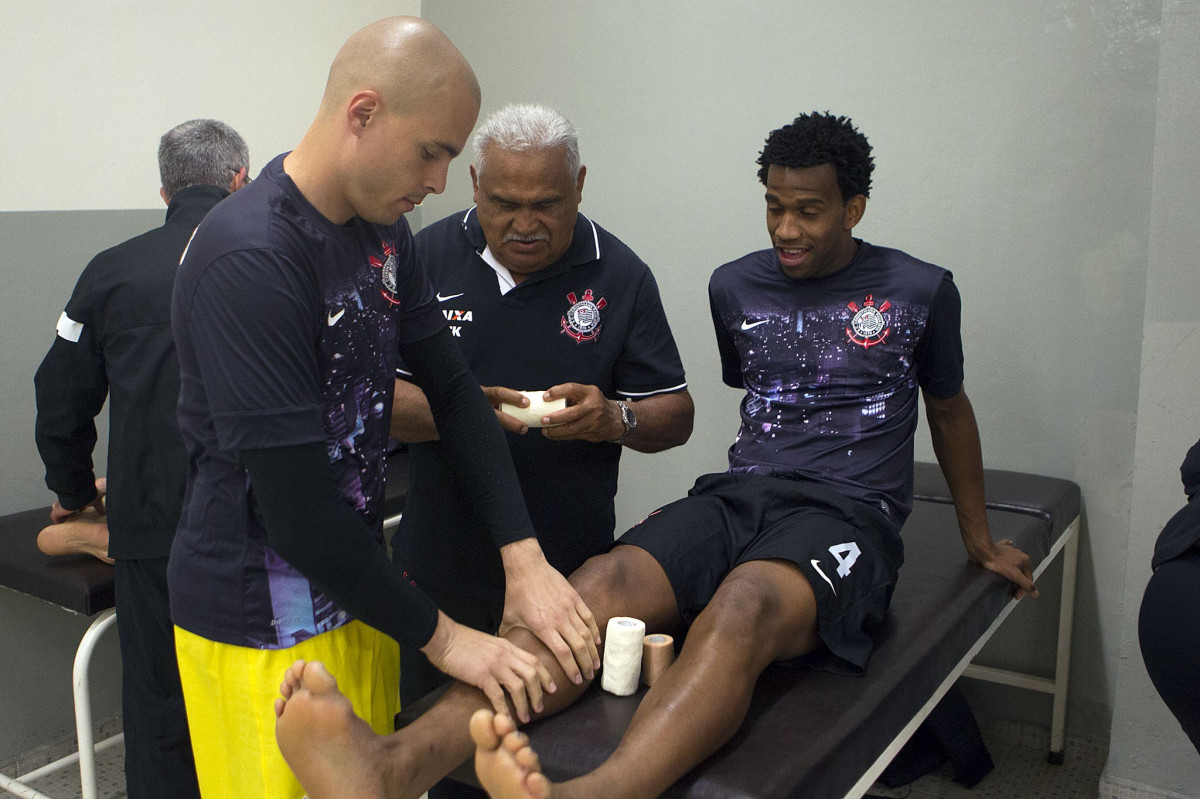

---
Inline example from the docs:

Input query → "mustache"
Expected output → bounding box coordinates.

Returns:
[503,232,550,244]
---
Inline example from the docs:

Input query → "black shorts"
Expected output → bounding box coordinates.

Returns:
[615,472,904,673]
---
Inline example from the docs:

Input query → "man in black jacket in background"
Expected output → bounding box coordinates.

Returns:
[34,118,250,798]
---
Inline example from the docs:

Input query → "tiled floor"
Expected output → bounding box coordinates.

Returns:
[2,720,1106,799]
[868,719,1107,798]
[0,742,125,799]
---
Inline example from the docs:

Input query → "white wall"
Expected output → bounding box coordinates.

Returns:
[0,0,418,764]
[0,1,418,211]
[420,0,1198,795]
[1106,1,1200,795]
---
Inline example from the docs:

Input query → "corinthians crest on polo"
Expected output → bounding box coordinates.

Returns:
[846,294,891,349]
[368,240,401,306]
[561,289,607,343]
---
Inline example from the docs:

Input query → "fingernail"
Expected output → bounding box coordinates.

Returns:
[572,673,583,684]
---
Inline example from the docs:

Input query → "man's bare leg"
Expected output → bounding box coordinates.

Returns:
[499,558,821,799]
[276,546,681,799]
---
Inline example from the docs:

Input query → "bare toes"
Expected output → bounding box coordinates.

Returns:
[502,730,529,755]
[302,660,339,693]
[470,709,502,749]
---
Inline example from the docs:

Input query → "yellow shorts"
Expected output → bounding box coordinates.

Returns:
[175,621,399,799]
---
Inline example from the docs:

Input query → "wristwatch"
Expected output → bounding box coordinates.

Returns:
[613,400,637,444]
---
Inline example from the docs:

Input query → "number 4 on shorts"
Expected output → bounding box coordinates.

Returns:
[829,542,861,578]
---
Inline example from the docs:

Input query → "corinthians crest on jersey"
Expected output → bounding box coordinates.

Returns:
[561,289,607,343]
[845,293,891,349]
[368,240,401,306]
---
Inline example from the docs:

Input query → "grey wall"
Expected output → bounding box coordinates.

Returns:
[0,211,164,515]
[420,1,1197,795]
[0,209,160,762]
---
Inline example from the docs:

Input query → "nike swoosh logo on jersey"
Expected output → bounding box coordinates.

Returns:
[740,318,769,330]
[811,559,837,596]
[327,308,345,326]
[436,292,465,302]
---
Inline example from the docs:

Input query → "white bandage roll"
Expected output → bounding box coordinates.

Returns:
[601,616,646,696]
[498,390,567,428]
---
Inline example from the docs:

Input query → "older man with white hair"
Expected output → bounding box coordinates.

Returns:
[390,102,692,798]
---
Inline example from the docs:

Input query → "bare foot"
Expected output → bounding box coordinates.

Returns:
[38,509,113,564]
[471,709,552,799]
[275,660,405,799]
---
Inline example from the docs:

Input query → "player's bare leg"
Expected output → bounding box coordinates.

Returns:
[547,559,821,799]
[276,547,683,799]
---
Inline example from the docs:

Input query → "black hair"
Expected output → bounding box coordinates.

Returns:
[756,112,874,200]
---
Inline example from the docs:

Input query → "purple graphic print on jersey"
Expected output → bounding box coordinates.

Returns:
[709,242,956,524]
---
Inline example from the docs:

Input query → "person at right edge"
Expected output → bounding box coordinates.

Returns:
[1140,435,1200,754]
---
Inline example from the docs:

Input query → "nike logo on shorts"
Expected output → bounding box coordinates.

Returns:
[741,318,768,330]
[811,559,837,596]
[436,292,465,302]
[327,308,345,326]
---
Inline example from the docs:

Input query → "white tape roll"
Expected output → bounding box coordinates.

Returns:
[499,391,567,428]
[601,616,646,696]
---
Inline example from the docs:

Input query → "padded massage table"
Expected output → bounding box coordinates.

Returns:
[0,505,118,799]
[422,463,1082,798]
[0,455,411,799]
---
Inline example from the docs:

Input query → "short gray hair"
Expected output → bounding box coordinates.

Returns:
[472,104,580,179]
[158,119,250,201]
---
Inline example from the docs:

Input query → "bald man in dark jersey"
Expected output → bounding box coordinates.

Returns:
[170,17,597,797]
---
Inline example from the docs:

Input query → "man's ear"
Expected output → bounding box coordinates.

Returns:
[229,167,249,193]
[470,164,481,202]
[575,164,587,200]
[347,90,383,136]
[844,194,867,230]
[160,187,170,206]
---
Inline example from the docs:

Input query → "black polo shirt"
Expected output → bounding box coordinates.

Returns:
[397,208,687,600]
